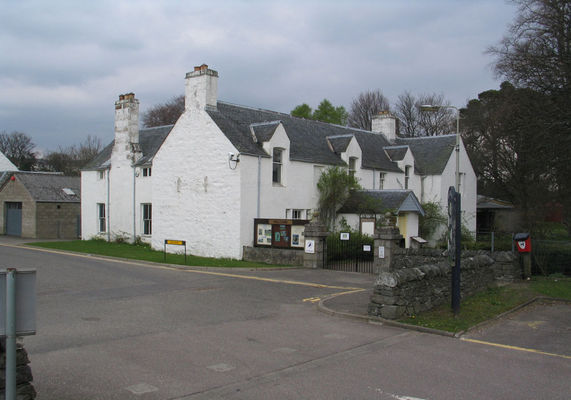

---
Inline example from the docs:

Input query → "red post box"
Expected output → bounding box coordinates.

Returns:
[514,233,531,253]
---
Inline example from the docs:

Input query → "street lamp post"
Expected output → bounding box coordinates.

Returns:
[419,104,460,193]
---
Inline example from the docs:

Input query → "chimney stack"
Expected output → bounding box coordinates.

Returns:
[371,111,397,142]
[114,92,140,148]
[185,64,218,111]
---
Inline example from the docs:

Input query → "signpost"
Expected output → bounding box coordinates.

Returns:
[448,187,461,315]
[164,240,187,263]
[1,269,36,400]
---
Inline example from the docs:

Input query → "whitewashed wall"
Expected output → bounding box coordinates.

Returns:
[0,152,18,171]
[428,140,477,238]
[81,170,108,239]
[152,110,242,259]
[134,168,153,242]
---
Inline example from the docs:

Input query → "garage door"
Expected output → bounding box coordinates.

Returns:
[5,202,22,236]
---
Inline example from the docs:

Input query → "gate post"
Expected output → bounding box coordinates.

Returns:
[373,213,403,274]
[303,218,329,269]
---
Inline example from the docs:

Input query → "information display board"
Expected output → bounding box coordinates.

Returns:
[254,218,309,249]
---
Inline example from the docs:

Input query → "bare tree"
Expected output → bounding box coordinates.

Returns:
[43,135,102,176]
[347,90,390,130]
[142,95,185,128]
[394,92,455,137]
[394,91,419,137]
[417,93,455,136]
[0,130,37,170]
[488,0,571,96]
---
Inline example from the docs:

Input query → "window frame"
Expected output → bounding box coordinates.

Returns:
[97,203,106,233]
[379,172,386,190]
[404,166,411,189]
[348,157,358,177]
[142,203,152,235]
[142,167,152,177]
[272,148,284,185]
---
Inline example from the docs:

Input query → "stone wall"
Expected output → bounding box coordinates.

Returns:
[369,250,519,319]
[0,341,36,400]
[36,202,80,239]
[243,246,304,266]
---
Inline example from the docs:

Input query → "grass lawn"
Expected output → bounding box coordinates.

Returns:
[28,240,293,269]
[398,275,571,333]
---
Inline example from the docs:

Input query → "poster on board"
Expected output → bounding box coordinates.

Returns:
[256,223,272,245]
[291,225,305,248]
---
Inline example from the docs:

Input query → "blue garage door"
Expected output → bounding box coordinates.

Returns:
[5,202,22,236]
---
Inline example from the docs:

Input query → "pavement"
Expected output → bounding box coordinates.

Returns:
[317,276,571,358]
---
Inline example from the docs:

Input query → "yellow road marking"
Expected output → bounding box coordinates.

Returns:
[303,297,321,303]
[461,337,571,360]
[2,243,365,292]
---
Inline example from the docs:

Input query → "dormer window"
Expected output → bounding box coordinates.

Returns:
[348,157,358,177]
[272,148,283,184]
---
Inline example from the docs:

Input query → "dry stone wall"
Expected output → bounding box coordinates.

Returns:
[369,250,519,319]
[0,341,36,400]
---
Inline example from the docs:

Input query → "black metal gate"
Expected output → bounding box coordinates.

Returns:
[325,232,374,273]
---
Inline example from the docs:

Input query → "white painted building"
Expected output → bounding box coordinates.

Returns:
[81,64,477,259]
[0,151,18,172]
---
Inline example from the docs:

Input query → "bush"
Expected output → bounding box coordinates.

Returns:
[326,230,373,261]
[532,239,571,276]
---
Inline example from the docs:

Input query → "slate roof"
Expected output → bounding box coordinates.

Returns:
[250,121,281,143]
[83,125,173,170]
[0,172,80,202]
[395,135,456,175]
[85,101,456,177]
[384,146,408,162]
[327,135,353,154]
[477,195,514,210]
[338,190,424,215]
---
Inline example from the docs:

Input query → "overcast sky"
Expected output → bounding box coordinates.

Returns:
[1,0,516,152]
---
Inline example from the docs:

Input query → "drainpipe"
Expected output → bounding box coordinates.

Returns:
[257,156,261,217]
[133,166,137,242]
[107,169,111,241]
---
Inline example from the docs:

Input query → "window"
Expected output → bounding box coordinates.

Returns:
[142,203,152,235]
[292,209,303,219]
[272,148,283,184]
[97,203,106,233]
[348,157,358,176]
[379,172,386,189]
[98,171,105,180]
[306,209,313,220]
[285,209,291,219]
[142,167,152,177]
[404,166,411,189]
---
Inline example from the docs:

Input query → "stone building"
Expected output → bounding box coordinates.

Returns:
[0,172,80,239]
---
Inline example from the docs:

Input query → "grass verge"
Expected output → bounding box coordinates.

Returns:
[28,240,293,269]
[398,275,571,333]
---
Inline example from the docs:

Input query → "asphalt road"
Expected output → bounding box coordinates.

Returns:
[1,243,569,400]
